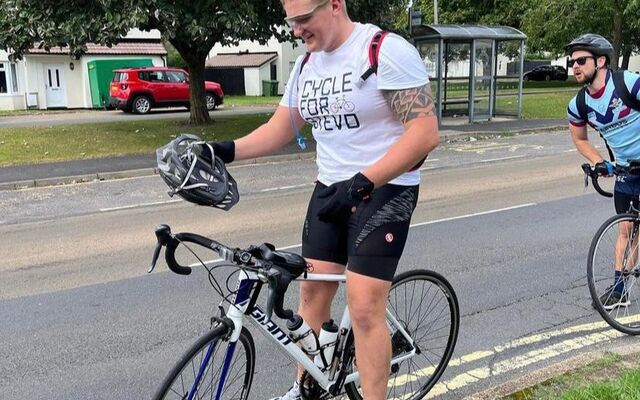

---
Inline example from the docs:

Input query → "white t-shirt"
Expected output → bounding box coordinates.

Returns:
[280,23,429,186]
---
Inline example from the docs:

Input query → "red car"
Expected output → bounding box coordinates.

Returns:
[109,67,224,114]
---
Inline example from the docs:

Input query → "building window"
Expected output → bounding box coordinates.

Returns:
[0,63,7,93]
[10,63,18,92]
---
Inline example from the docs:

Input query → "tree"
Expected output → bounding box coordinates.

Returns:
[411,0,529,28]
[522,0,640,68]
[0,0,407,124]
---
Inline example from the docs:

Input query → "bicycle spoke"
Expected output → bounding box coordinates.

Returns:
[154,328,254,400]
[589,214,640,335]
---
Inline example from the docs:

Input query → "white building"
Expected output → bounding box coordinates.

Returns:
[0,29,167,111]
[206,36,307,96]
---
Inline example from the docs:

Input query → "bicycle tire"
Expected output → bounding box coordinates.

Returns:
[344,269,459,400]
[588,213,640,335]
[153,325,256,400]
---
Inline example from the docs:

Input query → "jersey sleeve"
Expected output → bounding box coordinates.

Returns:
[623,70,640,101]
[279,54,306,108]
[567,96,586,127]
[376,33,429,90]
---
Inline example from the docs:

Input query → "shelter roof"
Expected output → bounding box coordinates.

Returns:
[412,24,526,41]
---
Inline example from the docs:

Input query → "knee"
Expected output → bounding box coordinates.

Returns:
[349,301,383,333]
[299,281,335,306]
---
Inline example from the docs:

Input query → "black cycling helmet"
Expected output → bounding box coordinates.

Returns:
[565,33,614,64]
[156,134,239,211]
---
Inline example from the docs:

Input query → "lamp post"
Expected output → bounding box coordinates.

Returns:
[434,0,438,24]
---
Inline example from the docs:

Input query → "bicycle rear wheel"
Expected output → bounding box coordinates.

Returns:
[344,269,459,400]
[153,325,255,400]
[588,213,640,335]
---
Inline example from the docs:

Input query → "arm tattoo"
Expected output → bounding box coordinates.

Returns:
[382,84,436,124]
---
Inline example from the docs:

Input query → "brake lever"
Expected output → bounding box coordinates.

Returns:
[581,163,591,190]
[148,241,162,273]
[149,224,172,273]
[264,268,281,323]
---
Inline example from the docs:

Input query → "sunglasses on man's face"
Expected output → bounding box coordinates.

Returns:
[568,56,595,68]
[284,0,330,29]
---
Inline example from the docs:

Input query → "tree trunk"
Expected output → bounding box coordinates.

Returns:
[611,0,624,69]
[171,38,210,125]
[622,47,632,70]
[185,58,209,125]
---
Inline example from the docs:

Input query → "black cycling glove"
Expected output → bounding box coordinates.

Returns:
[594,160,614,176]
[317,172,374,223]
[200,140,235,164]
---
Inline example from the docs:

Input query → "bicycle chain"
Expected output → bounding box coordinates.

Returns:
[299,371,333,400]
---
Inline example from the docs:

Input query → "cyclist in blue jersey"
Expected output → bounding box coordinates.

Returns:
[566,33,640,309]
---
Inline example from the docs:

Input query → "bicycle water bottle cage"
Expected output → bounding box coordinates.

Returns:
[248,243,307,277]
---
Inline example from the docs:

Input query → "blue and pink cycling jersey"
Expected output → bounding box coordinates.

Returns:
[567,70,640,167]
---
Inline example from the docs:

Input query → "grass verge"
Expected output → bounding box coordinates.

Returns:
[0,113,276,166]
[504,352,640,400]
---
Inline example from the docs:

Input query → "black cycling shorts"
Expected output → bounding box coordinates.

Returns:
[614,170,640,213]
[301,182,419,281]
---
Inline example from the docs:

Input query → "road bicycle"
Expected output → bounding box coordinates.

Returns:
[583,163,640,335]
[148,223,460,399]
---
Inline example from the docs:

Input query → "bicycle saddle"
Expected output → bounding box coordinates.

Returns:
[249,243,307,276]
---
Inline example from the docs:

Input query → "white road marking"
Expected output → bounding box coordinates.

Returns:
[411,204,535,228]
[260,183,313,192]
[100,199,181,211]
[479,155,527,163]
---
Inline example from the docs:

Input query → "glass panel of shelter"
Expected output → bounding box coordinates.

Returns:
[494,40,522,117]
[443,41,471,120]
[472,39,493,122]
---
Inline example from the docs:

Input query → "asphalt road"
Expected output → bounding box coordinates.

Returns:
[1,130,632,400]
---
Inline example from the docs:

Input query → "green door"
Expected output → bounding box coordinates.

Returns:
[88,59,153,108]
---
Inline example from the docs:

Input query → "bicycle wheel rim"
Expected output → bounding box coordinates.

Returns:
[345,270,459,400]
[154,326,255,400]
[588,213,640,335]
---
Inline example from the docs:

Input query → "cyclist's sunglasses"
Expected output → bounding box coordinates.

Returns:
[284,0,330,28]
[568,56,595,68]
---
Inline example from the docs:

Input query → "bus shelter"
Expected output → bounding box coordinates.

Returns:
[411,24,526,124]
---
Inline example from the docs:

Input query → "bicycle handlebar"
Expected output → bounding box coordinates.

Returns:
[581,163,613,198]
[149,224,296,321]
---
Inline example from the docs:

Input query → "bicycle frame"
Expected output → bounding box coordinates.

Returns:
[192,270,416,399]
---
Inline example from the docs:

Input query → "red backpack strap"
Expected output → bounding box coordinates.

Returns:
[358,30,389,86]
[300,52,311,72]
[368,30,389,71]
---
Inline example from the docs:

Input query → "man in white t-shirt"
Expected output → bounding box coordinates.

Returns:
[206,1,439,398]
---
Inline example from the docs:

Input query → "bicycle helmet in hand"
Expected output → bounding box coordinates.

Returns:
[156,134,239,211]
[565,34,614,64]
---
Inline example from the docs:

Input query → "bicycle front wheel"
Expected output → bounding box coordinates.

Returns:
[153,325,255,400]
[588,213,640,335]
[345,269,460,400]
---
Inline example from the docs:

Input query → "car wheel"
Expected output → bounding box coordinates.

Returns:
[545,74,551,81]
[133,95,152,114]
[206,93,217,111]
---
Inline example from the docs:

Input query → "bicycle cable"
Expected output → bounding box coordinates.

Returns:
[175,238,258,315]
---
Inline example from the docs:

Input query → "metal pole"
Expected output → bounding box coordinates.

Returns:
[469,40,475,123]
[518,40,525,118]
[434,0,438,24]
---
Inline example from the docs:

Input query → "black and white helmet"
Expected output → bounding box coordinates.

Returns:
[156,134,239,211]
[565,33,614,64]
